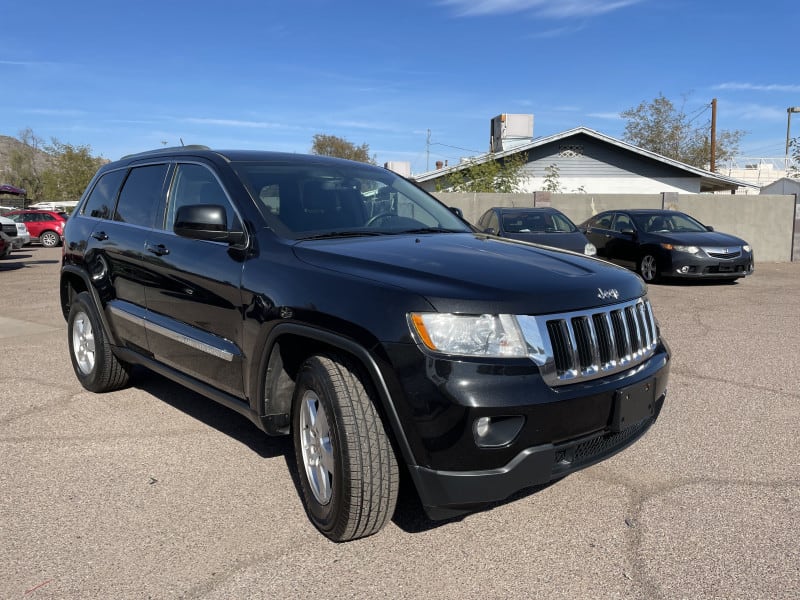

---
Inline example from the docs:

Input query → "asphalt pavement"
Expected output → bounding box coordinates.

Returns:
[1,246,798,599]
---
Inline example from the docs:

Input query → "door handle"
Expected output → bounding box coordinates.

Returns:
[91,231,108,241]
[145,242,170,256]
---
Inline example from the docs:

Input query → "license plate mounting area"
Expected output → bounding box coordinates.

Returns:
[610,379,655,432]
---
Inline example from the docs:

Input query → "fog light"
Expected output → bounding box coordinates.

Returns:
[473,415,525,448]
[677,266,690,274]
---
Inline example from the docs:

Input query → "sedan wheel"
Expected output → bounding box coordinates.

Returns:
[40,230,61,247]
[639,254,658,282]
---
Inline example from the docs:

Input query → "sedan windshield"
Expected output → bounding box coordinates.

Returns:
[502,212,576,233]
[233,161,472,239]
[632,212,707,234]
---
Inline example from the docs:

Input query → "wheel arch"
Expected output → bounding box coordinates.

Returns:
[254,323,417,468]
[60,266,120,346]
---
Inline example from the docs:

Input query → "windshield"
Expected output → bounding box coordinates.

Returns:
[632,212,707,234]
[233,161,472,239]
[502,211,576,233]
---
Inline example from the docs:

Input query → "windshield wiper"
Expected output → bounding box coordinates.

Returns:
[398,227,462,234]
[296,230,387,240]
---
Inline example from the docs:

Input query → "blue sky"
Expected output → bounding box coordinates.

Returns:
[2,0,798,174]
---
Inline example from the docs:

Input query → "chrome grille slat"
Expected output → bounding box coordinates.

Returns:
[519,297,659,387]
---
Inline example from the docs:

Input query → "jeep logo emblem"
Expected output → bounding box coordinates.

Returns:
[597,288,619,300]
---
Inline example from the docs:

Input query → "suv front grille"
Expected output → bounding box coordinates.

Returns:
[518,298,658,387]
[2,223,17,237]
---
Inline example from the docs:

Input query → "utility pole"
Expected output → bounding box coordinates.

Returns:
[710,98,717,172]
[426,129,431,172]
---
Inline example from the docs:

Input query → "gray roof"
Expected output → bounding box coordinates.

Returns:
[414,127,757,192]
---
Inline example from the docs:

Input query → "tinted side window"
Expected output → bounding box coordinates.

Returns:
[612,214,633,232]
[82,170,126,220]
[593,214,614,230]
[114,165,168,227]
[166,163,238,230]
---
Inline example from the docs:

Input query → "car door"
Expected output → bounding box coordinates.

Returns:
[583,213,615,258]
[141,161,246,398]
[77,164,168,354]
[605,213,639,269]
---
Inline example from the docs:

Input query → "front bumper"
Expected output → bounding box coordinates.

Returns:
[382,340,670,519]
[413,393,663,519]
[665,250,754,278]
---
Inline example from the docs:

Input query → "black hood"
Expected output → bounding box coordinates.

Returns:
[643,230,748,247]
[293,233,645,315]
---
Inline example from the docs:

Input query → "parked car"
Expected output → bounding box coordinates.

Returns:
[0,216,30,257]
[579,209,754,282]
[3,209,67,247]
[477,207,597,255]
[61,147,670,541]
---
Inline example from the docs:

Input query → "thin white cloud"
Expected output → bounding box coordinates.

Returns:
[182,117,288,129]
[441,0,642,18]
[587,112,623,120]
[24,108,87,117]
[713,82,800,93]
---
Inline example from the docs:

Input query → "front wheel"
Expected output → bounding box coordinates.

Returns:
[40,230,61,247]
[639,254,659,282]
[68,291,131,392]
[292,354,399,542]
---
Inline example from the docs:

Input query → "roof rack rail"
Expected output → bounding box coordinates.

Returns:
[121,145,211,160]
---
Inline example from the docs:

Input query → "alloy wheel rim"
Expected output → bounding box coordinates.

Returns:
[641,256,656,281]
[72,311,96,374]
[42,232,58,247]
[299,390,334,505]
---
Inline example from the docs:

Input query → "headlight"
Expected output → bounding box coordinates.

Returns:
[743,245,751,253]
[584,242,597,256]
[408,313,528,357]
[661,243,699,254]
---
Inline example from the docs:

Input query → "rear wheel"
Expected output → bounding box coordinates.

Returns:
[639,254,659,282]
[292,354,399,542]
[40,230,61,247]
[68,291,130,392]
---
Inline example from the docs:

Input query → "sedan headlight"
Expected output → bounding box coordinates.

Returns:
[408,313,528,357]
[661,243,699,254]
[584,242,597,256]
[743,244,751,253]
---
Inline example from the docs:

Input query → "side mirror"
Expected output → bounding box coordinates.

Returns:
[620,228,637,238]
[174,204,245,245]
[705,225,714,232]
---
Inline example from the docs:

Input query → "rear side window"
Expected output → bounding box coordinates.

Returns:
[114,164,169,227]
[82,170,126,220]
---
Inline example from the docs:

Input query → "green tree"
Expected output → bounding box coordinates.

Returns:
[5,128,46,200]
[542,164,562,192]
[436,152,529,193]
[789,137,800,178]
[620,93,745,169]
[310,134,376,164]
[41,140,104,200]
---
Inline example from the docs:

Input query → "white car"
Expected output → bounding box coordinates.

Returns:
[0,215,30,257]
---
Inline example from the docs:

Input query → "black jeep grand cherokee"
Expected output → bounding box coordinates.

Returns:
[61,147,670,541]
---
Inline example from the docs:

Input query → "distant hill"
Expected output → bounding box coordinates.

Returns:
[0,134,55,179]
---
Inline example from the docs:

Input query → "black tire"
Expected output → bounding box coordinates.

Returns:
[67,291,131,392]
[292,354,399,542]
[0,245,11,259]
[40,230,61,247]
[639,254,659,282]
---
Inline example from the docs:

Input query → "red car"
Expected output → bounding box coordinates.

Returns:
[4,210,67,247]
